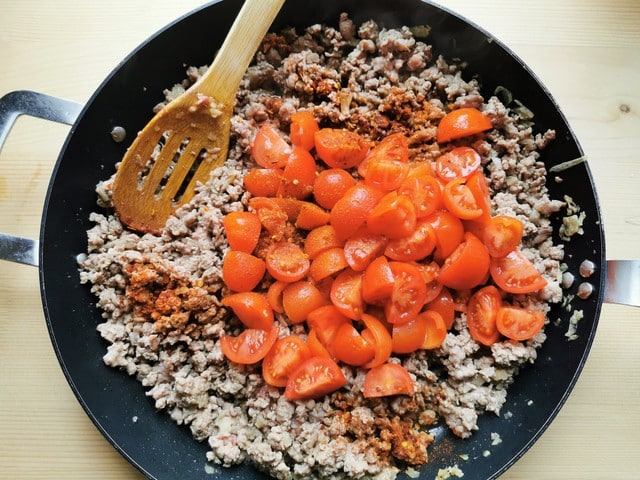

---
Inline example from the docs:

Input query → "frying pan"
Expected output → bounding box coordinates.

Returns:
[0,0,636,479]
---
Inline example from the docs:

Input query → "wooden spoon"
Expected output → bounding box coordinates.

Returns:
[112,0,285,234]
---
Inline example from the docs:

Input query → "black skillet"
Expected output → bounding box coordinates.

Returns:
[0,0,605,479]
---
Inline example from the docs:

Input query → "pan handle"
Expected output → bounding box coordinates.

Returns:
[0,90,83,267]
[605,260,640,307]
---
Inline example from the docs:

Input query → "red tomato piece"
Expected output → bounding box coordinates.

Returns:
[285,356,347,400]
[424,210,465,262]
[363,363,415,398]
[367,191,417,239]
[309,247,348,282]
[482,215,524,258]
[313,168,357,210]
[282,281,327,324]
[434,146,482,182]
[496,306,546,341]
[414,261,444,305]
[343,226,388,272]
[332,322,376,366]
[222,251,266,292]
[307,329,333,359]
[223,211,262,253]
[266,280,287,314]
[295,202,330,230]
[330,183,384,241]
[290,110,319,151]
[363,157,409,192]
[384,218,437,262]
[306,304,350,347]
[361,313,393,369]
[314,128,370,169]
[385,261,428,324]
[358,132,409,179]
[262,335,311,387]
[330,268,365,320]
[220,324,279,365]
[243,168,283,198]
[436,108,492,144]
[490,249,548,294]
[466,285,502,346]
[221,292,274,330]
[252,123,292,168]
[304,224,344,259]
[437,232,490,290]
[443,177,484,220]
[392,315,428,354]
[397,174,443,219]
[361,256,395,304]
[420,310,447,349]
[427,287,456,330]
[465,171,492,224]
[265,242,310,283]
[278,147,318,200]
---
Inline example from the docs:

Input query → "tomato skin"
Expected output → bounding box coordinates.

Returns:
[358,132,409,179]
[223,211,262,253]
[290,110,319,151]
[264,242,310,283]
[361,256,395,304]
[384,219,437,262]
[436,108,492,143]
[392,316,428,354]
[414,261,444,305]
[420,310,447,349]
[343,226,388,272]
[266,280,287,313]
[427,287,455,329]
[222,251,266,292]
[220,324,279,365]
[309,247,348,282]
[278,147,318,200]
[314,128,370,169]
[332,322,376,366]
[330,268,365,320]
[385,261,428,324]
[285,356,347,400]
[304,225,344,260]
[490,249,548,294]
[307,329,333,359]
[424,210,465,262]
[434,146,482,182]
[397,174,443,219]
[306,304,350,347]
[262,335,311,387]
[442,177,484,220]
[496,306,545,341]
[221,292,274,330]
[363,363,415,398]
[437,232,490,290]
[282,281,328,324]
[363,157,409,192]
[252,123,292,168]
[361,313,393,369]
[367,191,417,239]
[330,183,384,241]
[466,285,502,346]
[465,171,492,224]
[482,215,524,258]
[243,168,282,197]
[295,202,330,230]
[313,168,357,210]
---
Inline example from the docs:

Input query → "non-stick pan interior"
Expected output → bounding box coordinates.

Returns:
[39,1,604,479]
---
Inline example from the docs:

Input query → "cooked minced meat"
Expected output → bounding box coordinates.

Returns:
[79,14,564,480]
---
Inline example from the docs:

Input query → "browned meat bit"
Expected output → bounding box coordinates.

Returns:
[379,416,433,465]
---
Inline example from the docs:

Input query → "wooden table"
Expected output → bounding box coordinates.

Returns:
[1,1,639,478]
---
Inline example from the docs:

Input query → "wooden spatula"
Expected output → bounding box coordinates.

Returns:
[112,0,285,234]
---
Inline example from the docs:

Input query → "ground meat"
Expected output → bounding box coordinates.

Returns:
[79,14,565,480]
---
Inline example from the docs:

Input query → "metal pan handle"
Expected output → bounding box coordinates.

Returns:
[0,90,82,266]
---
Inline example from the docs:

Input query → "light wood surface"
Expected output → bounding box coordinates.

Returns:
[1,1,638,479]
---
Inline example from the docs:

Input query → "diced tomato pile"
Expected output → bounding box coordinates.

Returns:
[219,107,548,401]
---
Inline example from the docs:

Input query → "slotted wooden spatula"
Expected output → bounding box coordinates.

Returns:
[112,0,285,234]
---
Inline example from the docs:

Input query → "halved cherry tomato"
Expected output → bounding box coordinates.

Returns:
[414,261,444,305]
[426,287,455,330]
[361,256,395,304]
[330,183,384,241]
[306,304,350,347]
[407,160,434,179]
[252,123,292,168]
[332,322,376,366]
[363,157,409,191]
[490,249,548,294]
[443,177,484,220]
[313,168,357,210]
[420,310,447,349]
[385,261,428,324]
[220,324,279,365]
[392,316,428,354]
[282,281,327,324]
[290,110,319,151]
[482,215,524,257]
[343,226,388,271]
[367,191,417,239]
[265,242,310,283]
[250,197,289,241]
[437,232,490,290]
[424,210,465,262]
[465,171,492,224]
[309,247,348,282]
[397,174,443,218]
[361,313,393,369]
[278,147,318,199]
[434,146,482,182]
[223,211,262,253]
[243,168,282,197]
[285,356,347,400]
[466,285,502,346]
[262,335,311,387]
[221,292,274,330]
[222,251,266,292]
[496,306,545,341]
[314,128,370,169]
[384,219,437,262]
[304,225,344,259]
[330,268,365,320]
[266,280,287,313]
[358,132,409,179]
[363,363,415,398]
[307,329,333,359]
[295,202,330,230]
[436,108,492,144]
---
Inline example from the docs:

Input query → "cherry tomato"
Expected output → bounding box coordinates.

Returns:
[466,285,502,346]
[343,226,388,272]
[220,324,279,365]
[332,322,376,366]
[306,304,350,347]
[252,123,292,168]
[363,157,409,191]
[285,356,347,400]
[295,202,330,230]
[243,168,282,197]
[414,261,444,305]
[465,171,492,224]
[223,211,262,253]
[434,146,482,182]
[420,310,447,349]
[314,128,370,169]
[278,147,318,200]
[358,132,409,180]
[307,329,333,359]
[397,174,443,218]
[221,292,274,330]
[361,256,395,304]
[282,281,327,324]
[385,261,428,324]
[367,191,417,239]
[309,247,348,282]
[490,249,548,294]
[222,251,266,292]
[266,280,287,313]
[392,315,428,354]
[436,108,492,144]
[443,177,484,220]
[361,313,393,369]
[437,232,490,290]
[482,215,524,257]
[496,306,545,341]
[424,210,465,262]
[363,363,415,398]
[265,242,310,283]
[304,225,344,259]
[427,287,455,329]
[289,110,319,151]
[330,268,365,320]
[250,197,289,241]
[313,168,357,210]
[407,160,434,179]
[330,183,384,241]
[384,219,437,262]
[262,335,311,387]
